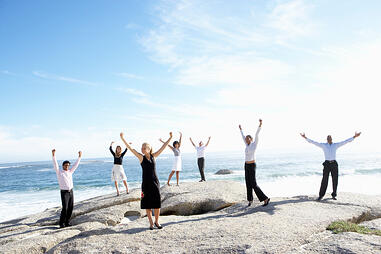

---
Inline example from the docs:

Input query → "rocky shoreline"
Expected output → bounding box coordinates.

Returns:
[1,180,380,253]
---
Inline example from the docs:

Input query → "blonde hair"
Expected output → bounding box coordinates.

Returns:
[142,143,153,155]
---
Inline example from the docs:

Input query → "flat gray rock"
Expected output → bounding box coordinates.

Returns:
[215,169,234,175]
[360,218,381,231]
[1,181,380,254]
[160,181,246,215]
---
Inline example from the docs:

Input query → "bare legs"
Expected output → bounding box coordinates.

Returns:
[114,181,120,196]
[167,171,180,186]
[167,171,175,186]
[146,209,154,228]
[115,180,129,195]
[146,208,162,229]
[154,208,160,225]
[122,180,129,194]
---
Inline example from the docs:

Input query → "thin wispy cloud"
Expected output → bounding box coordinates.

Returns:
[1,70,16,76]
[115,72,144,80]
[118,87,148,97]
[141,0,315,87]
[33,71,98,86]
[266,0,315,39]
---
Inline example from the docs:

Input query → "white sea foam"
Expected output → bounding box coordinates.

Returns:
[37,168,52,172]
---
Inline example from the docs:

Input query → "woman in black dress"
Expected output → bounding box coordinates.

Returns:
[120,132,172,230]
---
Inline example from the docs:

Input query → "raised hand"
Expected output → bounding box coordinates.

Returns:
[110,141,115,146]
[169,132,173,138]
[300,133,306,139]
[159,138,164,143]
[259,119,262,127]
[120,132,124,139]
[52,149,56,156]
[78,151,82,157]
[179,131,182,136]
[354,132,361,138]
[239,124,242,130]
[208,136,211,140]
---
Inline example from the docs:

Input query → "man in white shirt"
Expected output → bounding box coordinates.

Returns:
[189,136,211,182]
[52,149,82,228]
[300,132,361,200]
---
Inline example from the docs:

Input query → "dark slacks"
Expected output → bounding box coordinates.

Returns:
[244,163,268,202]
[197,157,206,181]
[319,160,339,198]
[60,189,74,226]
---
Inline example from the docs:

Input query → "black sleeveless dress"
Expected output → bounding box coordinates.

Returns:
[140,155,161,209]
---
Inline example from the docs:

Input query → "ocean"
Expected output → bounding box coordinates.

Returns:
[1,151,380,222]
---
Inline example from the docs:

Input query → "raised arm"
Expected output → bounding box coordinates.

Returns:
[336,132,361,148]
[178,132,182,147]
[205,136,211,147]
[189,137,196,147]
[109,142,115,156]
[239,124,246,144]
[120,132,143,162]
[153,132,173,158]
[69,151,82,173]
[52,149,59,173]
[159,138,174,150]
[120,148,128,157]
[300,133,324,148]
[254,119,262,144]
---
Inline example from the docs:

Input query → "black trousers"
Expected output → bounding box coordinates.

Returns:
[197,157,206,181]
[245,163,268,202]
[60,189,74,226]
[319,160,338,198]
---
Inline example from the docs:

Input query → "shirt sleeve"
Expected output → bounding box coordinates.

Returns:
[254,126,261,144]
[306,138,325,148]
[109,146,115,156]
[69,157,81,173]
[240,129,246,144]
[121,148,128,157]
[335,137,354,148]
[52,156,59,173]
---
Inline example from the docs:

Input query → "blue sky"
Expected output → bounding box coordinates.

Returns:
[1,0,381,162]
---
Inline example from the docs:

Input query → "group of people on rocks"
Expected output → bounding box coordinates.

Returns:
[52,119,361,229]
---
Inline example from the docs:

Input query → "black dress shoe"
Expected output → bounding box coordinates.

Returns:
[332,197,337,200]
[248,201,252,207]
[149,225,154,230]
[59,224,65,228]
[155,223,163,229]
[262,198,270,207]
[316,197,323,201]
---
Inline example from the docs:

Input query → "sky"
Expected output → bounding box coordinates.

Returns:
[1,0,381,163]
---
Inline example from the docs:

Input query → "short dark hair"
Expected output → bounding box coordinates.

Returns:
[173,141,179,147]
[62,160,70,166]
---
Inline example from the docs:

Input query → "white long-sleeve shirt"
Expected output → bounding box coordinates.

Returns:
[240,127,261,162]
[195,146,206,158]
[305,137,354,161]
[53,156,81,190]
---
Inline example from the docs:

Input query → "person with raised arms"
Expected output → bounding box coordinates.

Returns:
[300,131,361,200]
[52,149,82,228]
[109,141,129,196]
[160,132,182,186]
[120,132,172,230]
[239,119,270,207]
[189,136,211,182]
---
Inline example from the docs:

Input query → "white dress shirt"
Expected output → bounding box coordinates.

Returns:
[53,156,81,190]
[305,137,354,161]
[196,146,206,158]
[240,127,261,162]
